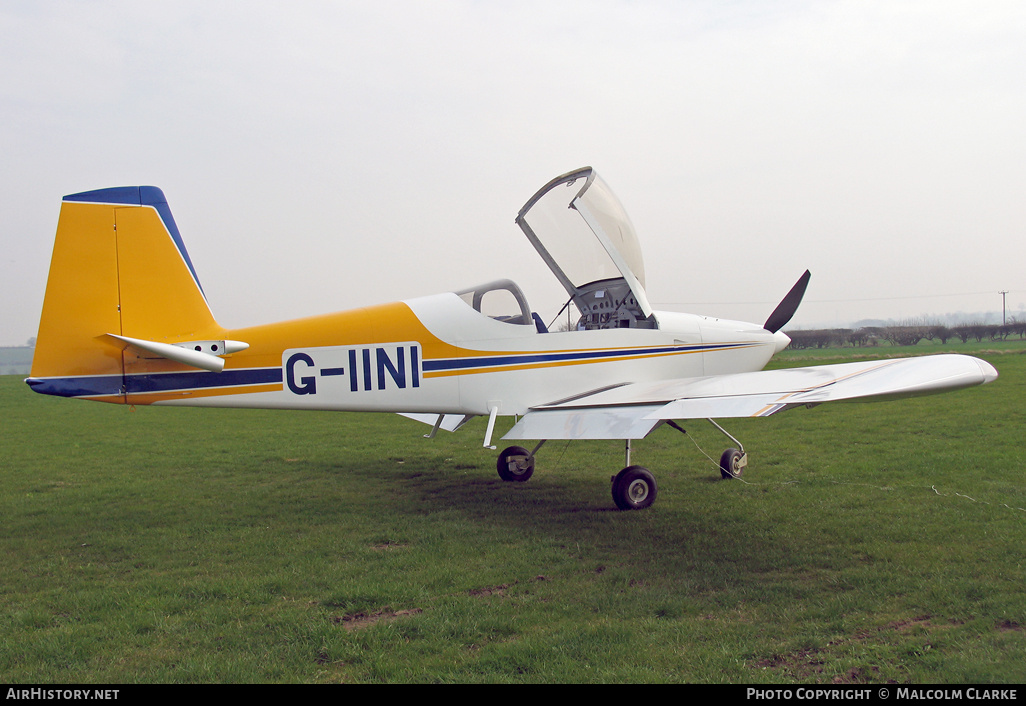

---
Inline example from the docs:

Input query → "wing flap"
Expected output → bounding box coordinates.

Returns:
[503,405,665,441]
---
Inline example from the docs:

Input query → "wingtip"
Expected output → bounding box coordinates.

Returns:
[977,359,999,384]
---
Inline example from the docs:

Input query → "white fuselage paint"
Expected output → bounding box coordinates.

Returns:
[164,292,785,417]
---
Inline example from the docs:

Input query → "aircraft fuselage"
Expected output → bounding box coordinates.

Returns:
[119,292,787,416]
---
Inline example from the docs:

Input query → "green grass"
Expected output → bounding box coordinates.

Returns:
[2,343,1024,683]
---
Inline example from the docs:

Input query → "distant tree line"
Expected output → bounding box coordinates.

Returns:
[0,343,34,375]
[786,319,1026,350]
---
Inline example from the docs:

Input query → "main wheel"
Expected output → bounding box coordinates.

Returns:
[611,465,657,510]
[719,448,744,479]
[497,445,535,482]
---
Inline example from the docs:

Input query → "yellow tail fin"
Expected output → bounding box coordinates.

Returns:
[29,187,225,400]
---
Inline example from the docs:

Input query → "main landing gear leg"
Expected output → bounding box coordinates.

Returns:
[611,439,658,511]
[496,440,546,482]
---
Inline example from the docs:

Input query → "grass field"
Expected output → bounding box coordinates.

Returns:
[2,343,1024,683]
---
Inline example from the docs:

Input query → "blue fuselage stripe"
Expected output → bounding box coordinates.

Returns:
[27,343,762,398]
[26,375,124,398]
[422,342,756,373]
[126,368,283,393]
[27,368,284,398]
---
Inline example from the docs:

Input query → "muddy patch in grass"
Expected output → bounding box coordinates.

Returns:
[753,615,959,683]
[332,607,423,631]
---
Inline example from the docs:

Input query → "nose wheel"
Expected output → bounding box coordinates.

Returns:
[719,447,747,479]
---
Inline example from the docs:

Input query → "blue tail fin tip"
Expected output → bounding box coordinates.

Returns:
[63,186,167,206]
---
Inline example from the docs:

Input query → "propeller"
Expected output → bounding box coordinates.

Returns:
[763,269,811,333]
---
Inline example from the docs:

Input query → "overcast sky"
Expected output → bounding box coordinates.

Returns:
[2,1,1024,346]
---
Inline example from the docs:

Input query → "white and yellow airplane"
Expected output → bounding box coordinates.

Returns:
[28,167,998,510]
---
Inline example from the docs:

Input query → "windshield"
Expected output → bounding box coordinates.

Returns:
[516,167,653,328]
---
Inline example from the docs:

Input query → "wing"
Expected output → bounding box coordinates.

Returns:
[503,354,998,440]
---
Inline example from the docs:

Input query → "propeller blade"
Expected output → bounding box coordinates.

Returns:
[764,270,811,333]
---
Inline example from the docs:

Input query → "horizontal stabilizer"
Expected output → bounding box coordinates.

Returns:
[106,334,249,373]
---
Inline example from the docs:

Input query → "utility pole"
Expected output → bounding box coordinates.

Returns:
[999,290,1009,325]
